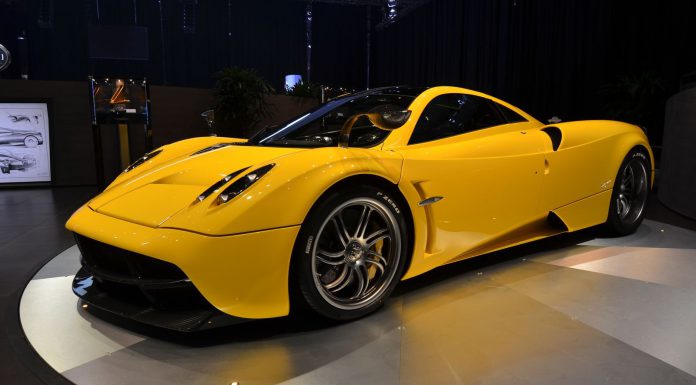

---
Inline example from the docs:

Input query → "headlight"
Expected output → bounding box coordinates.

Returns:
[124,149,162,173]
[217,164,275,204]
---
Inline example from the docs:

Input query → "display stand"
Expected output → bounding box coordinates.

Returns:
[88,77,151,189]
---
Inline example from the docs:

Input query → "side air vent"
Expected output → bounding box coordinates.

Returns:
[541,126,563,151]
[547,211,569,232]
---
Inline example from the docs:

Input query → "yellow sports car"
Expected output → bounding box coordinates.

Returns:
[67,86,653,331]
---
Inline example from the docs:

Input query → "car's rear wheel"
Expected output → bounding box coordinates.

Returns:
[24,135,39,148]
[605,148,650,235]
[293,185,408,320]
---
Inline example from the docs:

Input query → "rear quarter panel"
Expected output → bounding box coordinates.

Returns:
[541,120,653,212]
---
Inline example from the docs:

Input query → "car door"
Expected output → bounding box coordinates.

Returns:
[397,93,549,265]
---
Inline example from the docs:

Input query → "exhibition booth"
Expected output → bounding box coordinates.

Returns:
[1,1,696,385]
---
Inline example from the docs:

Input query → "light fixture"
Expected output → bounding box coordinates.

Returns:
[386,0,398,22]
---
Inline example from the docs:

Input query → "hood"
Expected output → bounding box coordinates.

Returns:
[89,144,304,227]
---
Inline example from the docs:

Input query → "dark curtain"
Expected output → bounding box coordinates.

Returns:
[0,0,368,90]
[312,3,368,88]
[373,0,696,144]
[2,0,695,143]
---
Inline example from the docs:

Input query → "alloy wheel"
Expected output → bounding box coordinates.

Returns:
[616,157,648,225]
[310,197,401,310]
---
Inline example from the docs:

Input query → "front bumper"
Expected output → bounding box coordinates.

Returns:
[73,267,245,331]
[66,204,300,322]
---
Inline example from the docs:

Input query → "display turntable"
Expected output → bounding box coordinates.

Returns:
[19,220,696,385]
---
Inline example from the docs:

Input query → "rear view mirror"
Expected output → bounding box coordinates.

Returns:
[367,105,412,131]
[339,105,411,148]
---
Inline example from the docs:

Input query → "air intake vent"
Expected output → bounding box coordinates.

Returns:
[541,126,563,151]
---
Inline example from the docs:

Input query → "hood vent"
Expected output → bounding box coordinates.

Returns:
[191,142,242,156]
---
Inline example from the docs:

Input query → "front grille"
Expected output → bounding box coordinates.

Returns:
[74,234,211,311]
[75,234,187,281]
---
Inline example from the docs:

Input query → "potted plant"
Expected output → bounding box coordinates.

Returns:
[213,67,275,137]
[600,71,665,136]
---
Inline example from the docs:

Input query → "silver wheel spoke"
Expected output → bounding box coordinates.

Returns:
[365,258,385,275]
[324,265,349,290]
[636,178,646,195]
[352,265,369,298]
[331,216,350,247]
[337,210,352,243]
[318,248,343,259]
[367,249,386,261]
[317,255,344,265]
[354,206,373,238]
[329,268,354,293]
[366,228,390,247]
[367,230,391,247]
[369,251,388,267]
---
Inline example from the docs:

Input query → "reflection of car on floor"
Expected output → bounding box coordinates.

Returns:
[0,150,36,174]
[0,127,44,147]
[66,86,654,331]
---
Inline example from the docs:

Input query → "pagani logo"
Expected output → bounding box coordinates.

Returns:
[0,44,10,72]
[109,79,131,105]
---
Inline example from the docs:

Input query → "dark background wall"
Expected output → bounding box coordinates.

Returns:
[0,0,366,90]
[2,0,695,143]
[373,0,696,145]
[0,0,695,186]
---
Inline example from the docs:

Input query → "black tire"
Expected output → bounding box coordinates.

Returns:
[292,185,409,320]
[605,148,651,235]
[24,135,39,148]
[0,166,9,174]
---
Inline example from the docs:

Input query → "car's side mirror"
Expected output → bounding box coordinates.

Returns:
[339,105,411,148]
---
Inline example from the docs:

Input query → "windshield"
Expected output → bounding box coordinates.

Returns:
[249,87,426,148]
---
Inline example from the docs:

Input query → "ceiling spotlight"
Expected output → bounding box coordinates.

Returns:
[386,0,398,22]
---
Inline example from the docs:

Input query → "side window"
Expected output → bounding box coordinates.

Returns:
[409,93,506,145]
[495,102,528,123]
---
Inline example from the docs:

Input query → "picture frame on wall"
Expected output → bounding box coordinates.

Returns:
[0,102,52,185]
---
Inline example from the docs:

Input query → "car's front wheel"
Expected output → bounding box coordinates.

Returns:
[293,185,408,320]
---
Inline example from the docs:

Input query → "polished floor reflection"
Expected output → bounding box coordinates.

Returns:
[19,219,696,385]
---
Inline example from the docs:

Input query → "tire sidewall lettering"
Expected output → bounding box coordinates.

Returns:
[375,191,400,214]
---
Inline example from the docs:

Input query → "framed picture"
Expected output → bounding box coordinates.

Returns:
[0,102,52,184]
